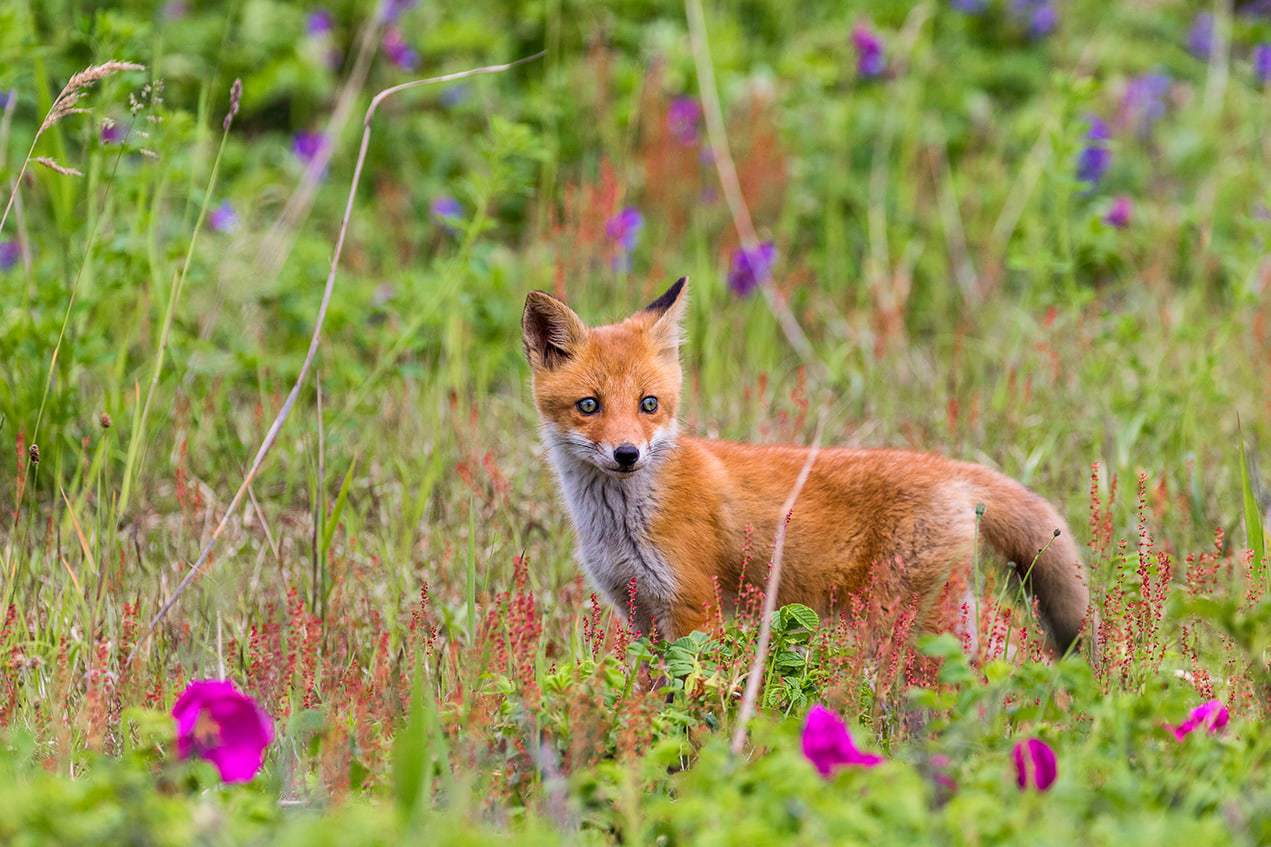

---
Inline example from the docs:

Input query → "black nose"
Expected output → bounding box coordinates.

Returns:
[614,443,640,468]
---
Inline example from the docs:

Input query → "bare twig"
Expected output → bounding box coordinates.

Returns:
[139,52,544,648]
[730,412,826,755]
[683,0,823,379]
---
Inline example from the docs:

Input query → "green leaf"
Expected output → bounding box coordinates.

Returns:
[779,603,820,632]
[1237,435,1266,571]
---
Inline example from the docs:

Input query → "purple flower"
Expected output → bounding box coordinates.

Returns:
[1086,115,1111,142]
[0,241,20,271]
[1254,44,1271,84]
[1168,699,1229,740]
[1187,13,1215,60]
[951,0,987,12]
[307,8,334,36]
[605,207,643,252]
[1120,73,1171,136]
[172,680,273,784]
[1104,196,1132,228]
[727,241,776,297]
[440,84,469,107]
[380,0,417,24]
[100,120,124,144]
[162,1,188,19]
[1012,738,1057,792]
[382,27,419,71]
[1011,0,1058,38]
[292,131,326,165]
[431,195,462,229]
[1076,145,1111,184]
[852,24,886,79]
[208,201,238,233]
[801,705,884,778]
[668,97,702,146]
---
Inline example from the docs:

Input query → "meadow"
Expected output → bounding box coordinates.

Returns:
[1,0,1270,844]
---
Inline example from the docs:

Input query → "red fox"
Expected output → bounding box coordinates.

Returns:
[523,278,1090,653]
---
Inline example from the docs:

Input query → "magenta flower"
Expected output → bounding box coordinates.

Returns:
[100,120,124,144]
[727,241,776,297]
[852,24,886,79]
[1012,737,1057,792]
[1105,196,1132,229]
[1254,44,1271,84]
[208,201,238,233]
[0,241,20,271]
[1168,699,1229,740]
[172,679,273,783]
[668,97,702,146]
[382,26,419,71]
[801,705,884,777]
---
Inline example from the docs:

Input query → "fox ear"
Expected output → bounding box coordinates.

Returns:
[523,290,587,370]
[642,277,688,355]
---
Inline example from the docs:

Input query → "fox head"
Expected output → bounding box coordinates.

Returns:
[522,278,687,477]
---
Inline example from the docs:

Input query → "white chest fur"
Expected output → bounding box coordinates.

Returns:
[543,435,677,637]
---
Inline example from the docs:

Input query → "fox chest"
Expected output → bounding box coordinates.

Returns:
[552,467,677,635]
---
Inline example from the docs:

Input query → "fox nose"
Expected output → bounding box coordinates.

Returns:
[613,443,640,468]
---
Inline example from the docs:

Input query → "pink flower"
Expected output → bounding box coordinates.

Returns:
[1105,196,1132,229]
[172,679,273,783]
[801,704,884,777]
[1012,737,1057,791]
[1168,699,1229,741]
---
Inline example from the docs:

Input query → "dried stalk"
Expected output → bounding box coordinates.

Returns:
[730,413,825,755]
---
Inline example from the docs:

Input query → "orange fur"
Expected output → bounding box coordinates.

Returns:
[523,280,1090,653]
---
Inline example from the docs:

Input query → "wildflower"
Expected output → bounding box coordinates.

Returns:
[605,207,643,270]
[307,8,334,36]
[929,753,958,794]
[1104,196,1132,228]
[292,131,326,165]
[852,24,886,79]
[431,196,462,235]
[208,201,238,233]
[668,96,702,146]
[1187,13,1214,60]
[440,84,469,107]
[1011,0,1058,39]
[1254,44,1271,84]
[801,705,884,778]
[0,241,19,271]
[382,27,419,71]
[1120,73,1170,136]
[1012,737,1057,792]
[162,0,188,19]
[1168,699,1229,740]
[727,241,776,297]
[380,0,417,24]
[100,120,123,144]
[1077,116,1111,185]
[172,679,273,783]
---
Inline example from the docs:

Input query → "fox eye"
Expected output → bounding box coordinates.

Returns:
[640,396,659,414]
[576,397,600,415]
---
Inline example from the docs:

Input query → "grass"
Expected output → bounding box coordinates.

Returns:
[1,0,1270,844]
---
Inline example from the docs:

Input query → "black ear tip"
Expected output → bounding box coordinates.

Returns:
[644,277,687,314]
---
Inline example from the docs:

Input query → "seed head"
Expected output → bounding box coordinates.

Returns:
[99,412,112,429]
[223,78,242,131]
[28,444,40,465]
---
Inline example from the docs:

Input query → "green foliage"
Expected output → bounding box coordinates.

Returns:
[0,0,1269,844]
